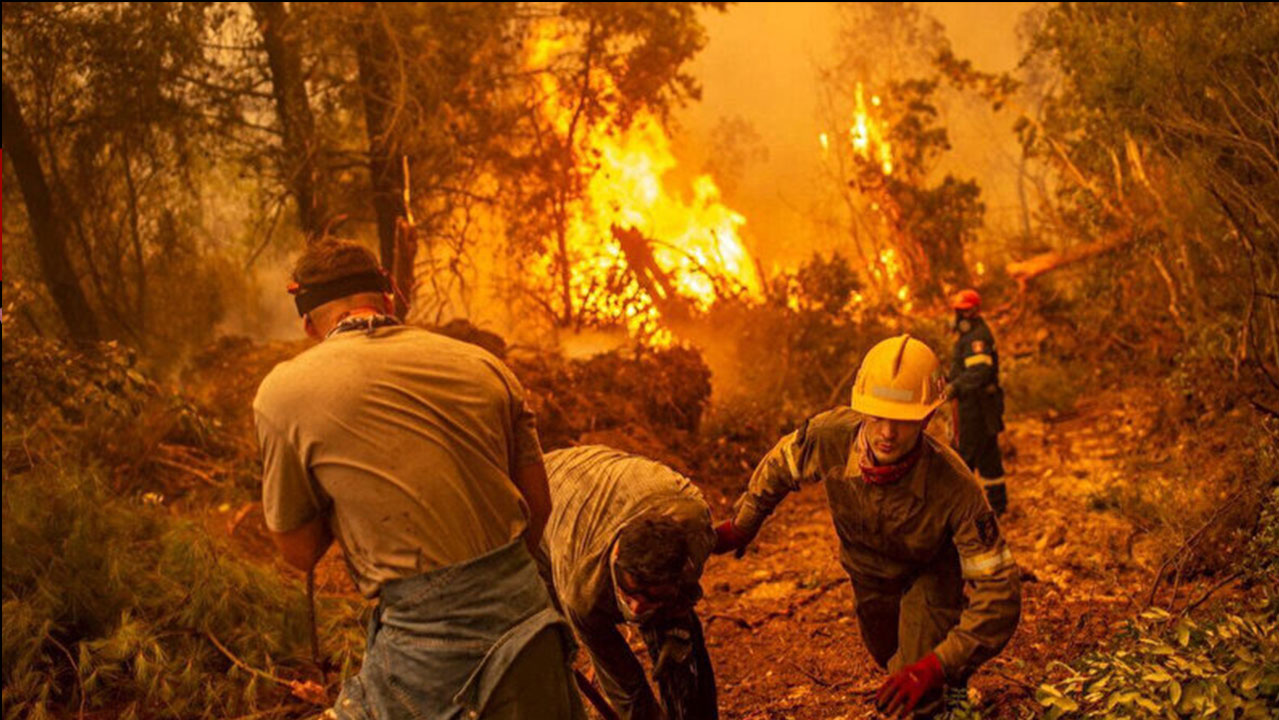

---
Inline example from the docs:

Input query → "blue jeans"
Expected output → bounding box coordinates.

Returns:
[332,540,583,720]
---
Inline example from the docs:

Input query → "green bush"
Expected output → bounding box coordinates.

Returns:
[1,332,220,487]
[1002,353,1088,416]
[1,325,365,718]
[1,460,365,719]
[1036,607,1279,719]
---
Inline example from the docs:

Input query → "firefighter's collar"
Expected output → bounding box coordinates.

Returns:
[848,425,929,500]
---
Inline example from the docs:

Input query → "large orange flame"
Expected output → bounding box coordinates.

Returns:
[526,25,760,344]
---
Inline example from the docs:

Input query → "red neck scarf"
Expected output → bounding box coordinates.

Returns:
[858,434,925,486]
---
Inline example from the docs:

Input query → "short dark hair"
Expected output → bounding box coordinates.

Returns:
[615,512,690,588]
[292,238,380,285]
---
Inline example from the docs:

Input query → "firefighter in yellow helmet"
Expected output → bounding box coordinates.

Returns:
[713,335,1021,717]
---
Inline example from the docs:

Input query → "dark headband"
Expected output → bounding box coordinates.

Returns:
[288,269,391,316]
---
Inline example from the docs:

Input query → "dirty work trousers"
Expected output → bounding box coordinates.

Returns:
[481,628,584,719]
[330,540,586,720]
[959,430,1007,515]
[957,430,1004,482]
[849,549,965,717]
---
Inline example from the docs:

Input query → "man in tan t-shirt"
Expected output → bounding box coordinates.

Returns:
[254,238,583,720]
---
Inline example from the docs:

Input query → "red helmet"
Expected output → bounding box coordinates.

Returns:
[951,289,981,311]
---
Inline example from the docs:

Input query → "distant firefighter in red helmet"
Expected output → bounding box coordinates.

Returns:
[946,289,1008,515]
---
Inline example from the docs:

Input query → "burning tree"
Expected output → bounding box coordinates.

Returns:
[499,6,761,345]
[817,3,985,308]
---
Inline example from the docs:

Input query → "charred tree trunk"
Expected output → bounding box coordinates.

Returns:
[2,80,100,342]
[853,175,933,295]
[393,217,418,320]
[613,225,692,325]
[354,2,410,318]
[252,1,323,238]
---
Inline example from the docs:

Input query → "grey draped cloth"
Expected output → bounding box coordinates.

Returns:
[332,539,581,720]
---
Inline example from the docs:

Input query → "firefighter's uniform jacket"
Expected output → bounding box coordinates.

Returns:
[950,316,1005,478]
[541,446,717,720]
[731,408,1021,683]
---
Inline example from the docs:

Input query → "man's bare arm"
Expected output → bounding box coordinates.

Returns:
[270,514,334,572]
[511,460,552,552]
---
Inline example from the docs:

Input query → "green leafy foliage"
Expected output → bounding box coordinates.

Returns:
[2,459,364,719]
[2,324,365,718]
[1036,608,1279,719]
[2,3,248,366]
[1020,2,1279,407]
[1243,482,1279,609]
[1,323,215,485]
[1002,352,1088,416]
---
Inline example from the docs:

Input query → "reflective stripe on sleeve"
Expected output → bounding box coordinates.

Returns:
[781,438,802,479]
[960,546,1014,578]
[964,353,993,367]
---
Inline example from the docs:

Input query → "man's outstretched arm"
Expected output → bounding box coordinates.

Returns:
[722,417,826,554]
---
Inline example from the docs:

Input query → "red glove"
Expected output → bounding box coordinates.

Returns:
[875,653,945,718]
[712,520,751,557]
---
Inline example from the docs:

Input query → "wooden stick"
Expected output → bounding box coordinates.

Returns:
[47,635,86,720]
[151,456,217,485]
[573,668,620,720]
[307,568,326,676]
[1175,572,1243,620]
[1146,492,1241,608]
[205,630,288,686]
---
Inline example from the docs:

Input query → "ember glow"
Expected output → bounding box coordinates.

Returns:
[526,26,761,344]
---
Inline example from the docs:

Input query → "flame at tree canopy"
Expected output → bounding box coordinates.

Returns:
[820,81,912,311]
[850,83,894,176]
[525,26,761,344]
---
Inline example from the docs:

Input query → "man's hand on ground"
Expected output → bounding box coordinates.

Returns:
[711,520,751,558]
[875,653,945,718]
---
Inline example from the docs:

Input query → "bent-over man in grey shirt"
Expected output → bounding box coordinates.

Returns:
[541,445,720,720]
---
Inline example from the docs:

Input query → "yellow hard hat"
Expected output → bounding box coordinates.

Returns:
[850,334,946,421]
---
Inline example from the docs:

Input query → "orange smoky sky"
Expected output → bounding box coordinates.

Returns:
[676,2,1039,269]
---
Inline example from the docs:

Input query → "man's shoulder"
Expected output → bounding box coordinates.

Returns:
[253,342,327,416]
[547,445,697,497]
[802,407,862,448]
[544,445,617,478]
[969,318,997,345]
[253,326,496,402]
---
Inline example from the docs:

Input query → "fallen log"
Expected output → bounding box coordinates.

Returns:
[1006,235,1131,287]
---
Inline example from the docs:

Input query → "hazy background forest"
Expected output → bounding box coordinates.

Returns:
[3,3,1277,718]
